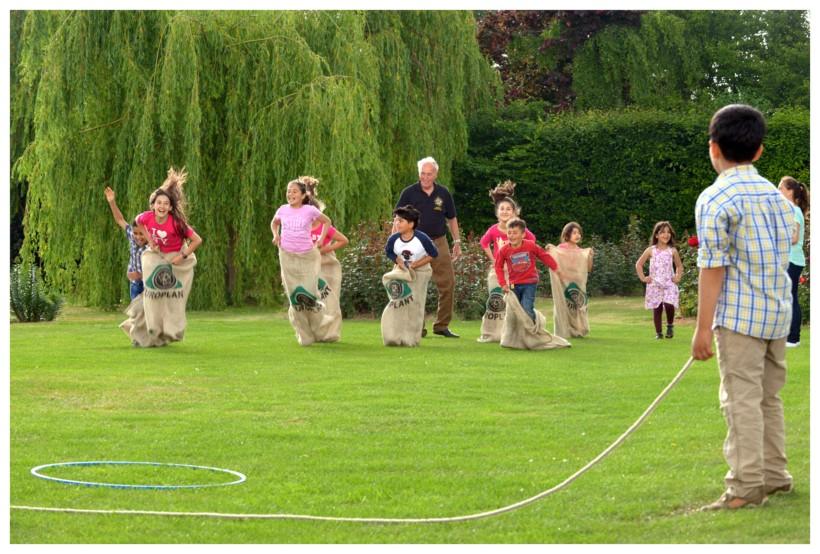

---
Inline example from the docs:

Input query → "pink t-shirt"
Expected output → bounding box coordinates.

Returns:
[274,204,322,253]
[136,211,194,253]
[479,223,536,259]
[310,223,337,247]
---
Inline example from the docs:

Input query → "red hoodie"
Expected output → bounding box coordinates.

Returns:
[495,239,557,287]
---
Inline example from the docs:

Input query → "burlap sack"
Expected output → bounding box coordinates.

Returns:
[500,291,571,350]
[313,251,343,342]
[279,248,332,346]
[477,268,506,343]
[380,263,432,346]
[120,249,196,347]
[546,245,591,338]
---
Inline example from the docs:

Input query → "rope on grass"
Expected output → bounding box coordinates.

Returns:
[30,461,247,490]
[12,357,696,524]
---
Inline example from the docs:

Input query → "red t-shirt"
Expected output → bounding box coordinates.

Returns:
[495,239,557,287]
[480,223,536,259]
[136,211,194,253]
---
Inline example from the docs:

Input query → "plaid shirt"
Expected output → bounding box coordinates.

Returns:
[125,224,147,280]
[695,165,794,339]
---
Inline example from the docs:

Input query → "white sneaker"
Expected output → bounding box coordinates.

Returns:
[786,341,800,348]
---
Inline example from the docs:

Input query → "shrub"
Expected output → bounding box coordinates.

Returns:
[339,221,394,318]
[585,237,639,296]
[10,263,63,322]
[677,234,700,317]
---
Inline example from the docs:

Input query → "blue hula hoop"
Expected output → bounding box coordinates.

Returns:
[30,461,247,490]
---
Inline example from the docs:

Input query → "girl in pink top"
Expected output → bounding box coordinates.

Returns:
[271,179,332,253]
[479,180,535,262]
[635,221,683,339]
[137,168,203,264]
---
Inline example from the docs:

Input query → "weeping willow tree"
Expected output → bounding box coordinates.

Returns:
[12,10,499,309]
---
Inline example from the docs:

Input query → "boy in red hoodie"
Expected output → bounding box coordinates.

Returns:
[495,218,562,322]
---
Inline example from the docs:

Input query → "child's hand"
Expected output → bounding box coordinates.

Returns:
[502,284,510,294]
[641,276,652,284]
[672,275,681,284]
[104,186,115,203]
[171,254,183,265]
[272,235,281,247]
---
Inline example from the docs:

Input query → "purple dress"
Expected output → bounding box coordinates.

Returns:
[644,246,679,309]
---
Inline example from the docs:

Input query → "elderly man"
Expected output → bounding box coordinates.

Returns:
[394,157,462,338]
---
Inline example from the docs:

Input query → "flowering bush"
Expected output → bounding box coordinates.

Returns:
[677,234,700,317]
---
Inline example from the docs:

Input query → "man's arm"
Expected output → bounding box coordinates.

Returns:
[691,267,725,360]
[447,217,462,261]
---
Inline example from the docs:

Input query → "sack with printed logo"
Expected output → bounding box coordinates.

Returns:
[546,245,591,338]
[477,269,506,343]
[380,263,432,346]
[500,291,571,350]
[313,250,343,342]
[120,249,196,347]
[279,247,332,346]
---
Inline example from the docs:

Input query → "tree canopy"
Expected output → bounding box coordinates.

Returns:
[11,10,500,309]
[477,10,809,112]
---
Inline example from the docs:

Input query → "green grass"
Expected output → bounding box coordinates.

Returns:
[10,297,810,543]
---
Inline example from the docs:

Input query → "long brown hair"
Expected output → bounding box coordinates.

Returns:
[488,180,520,215]
[650,221,676,247]
[150,167,190,236]
[779,176,810,216]
[297,175,326,211]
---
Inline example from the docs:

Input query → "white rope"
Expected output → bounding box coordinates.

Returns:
[12,357,696,524]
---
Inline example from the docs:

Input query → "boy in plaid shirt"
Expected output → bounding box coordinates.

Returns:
[105,187,149,300]
[692,105,795,510]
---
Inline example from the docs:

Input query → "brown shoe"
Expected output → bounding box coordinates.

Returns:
[765,483,793,496]
[701,491,768,511]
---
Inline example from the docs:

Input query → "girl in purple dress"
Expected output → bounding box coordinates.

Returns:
[635,221,683,339]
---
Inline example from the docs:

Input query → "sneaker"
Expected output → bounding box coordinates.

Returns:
[765,483,794,496]
[786,341,800,348]
[666,325,674,339]
[655,333,664,340]
[701,490,768,511]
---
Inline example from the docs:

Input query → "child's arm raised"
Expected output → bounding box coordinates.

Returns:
[635,247,653,283]
[104,187,128,230]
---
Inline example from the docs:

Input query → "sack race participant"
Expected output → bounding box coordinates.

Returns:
[121,249,197,346]
[279,248,331,346]
[304,177,349,343]
[478,180,536,342]
[121,168,202,347]
[500,290,570,350]
[272,178,334,346]
[477,270,507,342]
[547,222,594,339]
[380,264,433,346]
[381,205,438,346]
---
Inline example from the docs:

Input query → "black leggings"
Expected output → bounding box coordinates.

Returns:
[787,263,804,343]
[653,303,675,333]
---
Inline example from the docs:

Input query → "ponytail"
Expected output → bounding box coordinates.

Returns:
[779,176,810,216]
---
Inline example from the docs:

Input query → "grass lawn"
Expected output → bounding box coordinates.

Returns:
[9,296,810,543]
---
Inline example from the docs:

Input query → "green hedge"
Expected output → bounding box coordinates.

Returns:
[453,107,810,244]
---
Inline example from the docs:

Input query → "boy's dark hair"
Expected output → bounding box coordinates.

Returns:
[561,221,582,243]
[506,218,526,231]
[650,220,677,247]
[709,104,766,163]
[393,205,421,229]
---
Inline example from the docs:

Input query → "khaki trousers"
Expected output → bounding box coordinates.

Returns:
[715,327,792,497]
[429,235,455,331]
